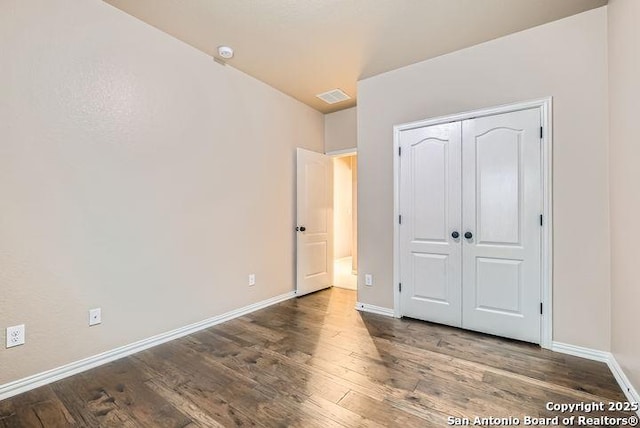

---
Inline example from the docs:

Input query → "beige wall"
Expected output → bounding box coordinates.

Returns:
[357,8,611,350]
[324,107,357,153]
[608,0,640,390]
[334,156,353,259]
[0,0,323,385]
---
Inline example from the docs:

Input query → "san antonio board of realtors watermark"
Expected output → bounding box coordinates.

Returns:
[446,401,639,426]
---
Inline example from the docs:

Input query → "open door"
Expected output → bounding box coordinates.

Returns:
[296,148,334,296]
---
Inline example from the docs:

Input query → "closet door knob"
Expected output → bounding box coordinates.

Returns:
[464,231,473,239]
[451,231,460,239]
[299,226,306,232]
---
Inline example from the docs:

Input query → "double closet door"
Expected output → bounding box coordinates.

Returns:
[398,108,542,344]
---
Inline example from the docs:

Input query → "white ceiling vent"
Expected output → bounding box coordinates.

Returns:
[316,89,351,104]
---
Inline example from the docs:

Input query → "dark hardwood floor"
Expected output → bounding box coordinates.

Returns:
[0,288,633,427]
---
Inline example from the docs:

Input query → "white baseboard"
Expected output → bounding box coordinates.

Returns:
[551,341,611,362]
[355,302,395,317]
[608,355,640,413]
[0,291,296,401]
[552,341,640,416]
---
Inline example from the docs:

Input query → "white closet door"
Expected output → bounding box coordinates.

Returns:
[399,122,462,327]
[461,108,542,343]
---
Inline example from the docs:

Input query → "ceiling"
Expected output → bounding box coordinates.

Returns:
[103,0,607,114]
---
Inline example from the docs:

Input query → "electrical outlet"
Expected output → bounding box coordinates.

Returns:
[365,274,373,286]
[6,324,25,348]
[89,308,101,326]
[248,274,256,286]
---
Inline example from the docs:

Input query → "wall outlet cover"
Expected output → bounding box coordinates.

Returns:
[365,274,373,286]
[6,324,25,348]
[249,274,256,286]
[89,308,102,326]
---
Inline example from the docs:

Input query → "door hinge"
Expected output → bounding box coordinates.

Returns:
[398,146,402,156]
[399,215,402,225]
[399,283,402,292]
[540,127,543,139]
[540,214,543,226]
[540,302,543,315]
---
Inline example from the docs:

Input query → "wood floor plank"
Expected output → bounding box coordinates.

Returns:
[298,393,384,428]
[338,389,438,427]
[130,343,266,427]
[50,358,193,428]
[50,373,136,427]
[0,386,75,428]
[1,288,634,427]
[352,311,625,401]
[142,378,226,428]
[186,333,351,404]
[139,367,261,428]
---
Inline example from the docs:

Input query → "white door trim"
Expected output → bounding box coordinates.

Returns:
[325,148,357,157]
[392,98,553,349]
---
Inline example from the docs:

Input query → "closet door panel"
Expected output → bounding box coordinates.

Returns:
[399,122,462,327]
[461,108,542,343]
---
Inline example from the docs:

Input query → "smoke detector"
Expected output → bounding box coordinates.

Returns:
[217,46,234,59]
[316,89,351,104]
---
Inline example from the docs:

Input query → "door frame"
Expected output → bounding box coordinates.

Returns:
[326,148,357,157]
[326,148,358,287]
[392,98,553,349]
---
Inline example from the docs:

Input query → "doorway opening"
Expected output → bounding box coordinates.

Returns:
[332,153,357,290]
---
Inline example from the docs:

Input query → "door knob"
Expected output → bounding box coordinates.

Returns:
[451,231,460,239]
[299,226,306,232]
[464,231,473,239]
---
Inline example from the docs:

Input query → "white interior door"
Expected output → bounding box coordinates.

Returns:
[461,108,542,343]
[296,148,334,296]
[399,122,462,326]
